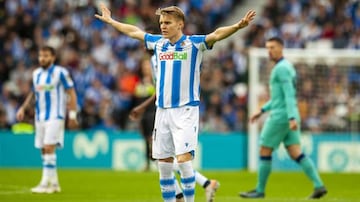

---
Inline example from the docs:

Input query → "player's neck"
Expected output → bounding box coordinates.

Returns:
[168,32,183,45]
[274,56,284,63]
[42,64,54,70]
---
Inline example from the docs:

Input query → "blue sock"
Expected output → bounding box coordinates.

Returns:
[256,156,272,193]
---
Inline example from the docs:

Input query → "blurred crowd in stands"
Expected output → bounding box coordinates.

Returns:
[245,0,360,49]
[0,0,359,133]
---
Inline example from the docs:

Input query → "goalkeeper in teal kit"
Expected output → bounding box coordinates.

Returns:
[240,37,327,199]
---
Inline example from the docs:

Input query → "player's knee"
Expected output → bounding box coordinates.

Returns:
[43,145,56,154]
[259,146,273,156]
[159,157,174,163]
[293,153,305,163]
[176,152,192,163]
[41,148,46,154]
[286,145,303,160]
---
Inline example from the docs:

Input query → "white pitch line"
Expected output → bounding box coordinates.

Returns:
[0,184,30,195]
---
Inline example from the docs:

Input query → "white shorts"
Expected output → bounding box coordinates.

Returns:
[152,105,199,159]
[35,120,65,149]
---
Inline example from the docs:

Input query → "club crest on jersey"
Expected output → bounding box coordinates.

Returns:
[159,51,187,61]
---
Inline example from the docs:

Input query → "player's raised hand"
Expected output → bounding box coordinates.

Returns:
[94,3,113,24]
[129,106,146,121]
[249,110,262,123]
[237,10,256,29]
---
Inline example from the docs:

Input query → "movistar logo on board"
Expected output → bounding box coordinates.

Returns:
[73,131,109,159]
[159,52,187,60]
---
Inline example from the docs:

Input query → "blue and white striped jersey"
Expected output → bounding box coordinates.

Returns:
[145,34,211,108]
[150,54,157,84]
[32,65,74,121]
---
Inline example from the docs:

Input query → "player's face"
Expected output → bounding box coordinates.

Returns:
[159,14,183,42]
[265,41,283,61]
[38,50,55,68]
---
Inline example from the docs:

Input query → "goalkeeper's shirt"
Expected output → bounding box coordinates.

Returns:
[261,58,300,123]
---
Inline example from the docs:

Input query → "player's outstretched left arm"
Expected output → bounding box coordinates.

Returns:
[95,3,145,41]
[205,10,256,47]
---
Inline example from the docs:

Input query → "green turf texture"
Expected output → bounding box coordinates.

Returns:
[0,169,359,202]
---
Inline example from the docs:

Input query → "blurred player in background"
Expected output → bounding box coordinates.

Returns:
[16,46,78,194]
[133,56,157,171]
[96,3,255,202]
[239,37,327,199]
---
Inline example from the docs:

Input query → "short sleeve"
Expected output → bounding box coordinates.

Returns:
[189,35,212,51]
[59,68,74,89]
[144,34,162,50]
[150,55,157,84]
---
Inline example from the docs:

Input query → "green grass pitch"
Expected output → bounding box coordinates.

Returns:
[0,169,359,202]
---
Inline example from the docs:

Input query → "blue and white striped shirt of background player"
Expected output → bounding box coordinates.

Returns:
[145,34,212,108]
[32,64,74,121]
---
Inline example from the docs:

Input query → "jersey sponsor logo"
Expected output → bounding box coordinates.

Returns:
[159,51,187,60]
[35,85,55,91]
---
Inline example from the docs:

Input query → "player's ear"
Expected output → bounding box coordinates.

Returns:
[178,21,184,30]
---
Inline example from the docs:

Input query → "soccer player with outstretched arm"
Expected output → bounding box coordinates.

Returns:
[239,37,327,199]
[96,4,255,202]
[130,83,219,202]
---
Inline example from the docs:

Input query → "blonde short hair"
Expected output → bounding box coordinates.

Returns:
[155,6,185,22]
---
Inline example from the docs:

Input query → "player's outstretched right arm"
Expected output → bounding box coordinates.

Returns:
[16,92,34,121]
[95,3,146,41]
[205,10,256,47]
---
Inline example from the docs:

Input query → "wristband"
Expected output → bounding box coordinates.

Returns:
[69,110,77,120]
